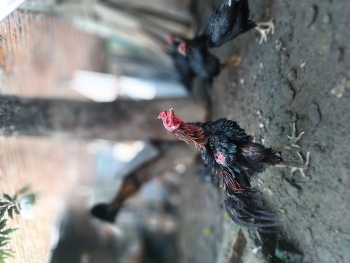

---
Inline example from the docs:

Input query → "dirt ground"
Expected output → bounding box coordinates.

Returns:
[178,0,350,262]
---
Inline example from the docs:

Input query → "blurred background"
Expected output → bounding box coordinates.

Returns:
[0,0,213,262]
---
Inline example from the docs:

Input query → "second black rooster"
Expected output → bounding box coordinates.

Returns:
[178,0,274,55]
[166,34,240,94]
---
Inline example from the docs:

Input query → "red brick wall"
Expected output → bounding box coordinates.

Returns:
[0,10,105,262]
[0,10,106,99]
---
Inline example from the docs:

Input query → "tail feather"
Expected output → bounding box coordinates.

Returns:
[240,142,283,176]
[224,190,282,232]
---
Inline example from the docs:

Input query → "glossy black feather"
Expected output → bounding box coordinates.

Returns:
[195,166,281,232]
[224,189,280,232]
[166,38,223,92]
[192,119,283,231]
[186,46,222,80]
[191,118,282,187]
[189,0,257,48]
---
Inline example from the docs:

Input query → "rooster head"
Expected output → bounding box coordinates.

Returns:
[178,42,189,56]
[158,108,184,132]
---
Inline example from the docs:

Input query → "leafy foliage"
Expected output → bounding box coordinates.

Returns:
[0,186,37,262]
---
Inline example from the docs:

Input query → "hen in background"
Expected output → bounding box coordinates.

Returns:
[165,34,195,91]
[166,33,241,96]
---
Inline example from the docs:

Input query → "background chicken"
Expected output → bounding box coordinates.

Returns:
[166,33,241,96]
[165,34,195,91]
[178,0,274,55]
[158,109,309,231]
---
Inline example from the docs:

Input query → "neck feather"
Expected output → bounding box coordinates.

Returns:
[172,123,207,147]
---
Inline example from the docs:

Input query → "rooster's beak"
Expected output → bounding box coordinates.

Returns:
[169,108,174,116]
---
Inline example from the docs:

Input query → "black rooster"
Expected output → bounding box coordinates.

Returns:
[178,0,274,55]
[158,109,310,231]
[166,33,241,94]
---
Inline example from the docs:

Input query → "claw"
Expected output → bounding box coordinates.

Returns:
[290,151,310,177]
[273,122,305,153]
[286,122,305,149]
[255,18,275,44]
[276,151,311,177]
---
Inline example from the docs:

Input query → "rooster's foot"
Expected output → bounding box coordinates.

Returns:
[286,122,305,149]
[276,151,310,177]
[255,18,275,44]
[273,122,305,153]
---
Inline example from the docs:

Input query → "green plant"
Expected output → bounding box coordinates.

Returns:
[0,186,36,262]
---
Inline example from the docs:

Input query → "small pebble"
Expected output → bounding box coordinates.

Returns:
[281,83,295,100]
[331,78,346,98]
[275,39,283,51]
[308,103,321,124]
[274,126,285,135]
[322,13,331,24]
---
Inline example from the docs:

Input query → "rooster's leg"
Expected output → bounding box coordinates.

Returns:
[276,151,311,177]
[255,18,275,44]
[273,122,305,153]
